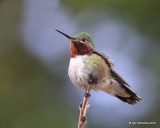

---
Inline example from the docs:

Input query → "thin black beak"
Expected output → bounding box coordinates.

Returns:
[56,29,76,41]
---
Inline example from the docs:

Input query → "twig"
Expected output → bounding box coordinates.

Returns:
[78,85,91,128]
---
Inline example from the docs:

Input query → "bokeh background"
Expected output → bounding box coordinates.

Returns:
[0,0,160,128]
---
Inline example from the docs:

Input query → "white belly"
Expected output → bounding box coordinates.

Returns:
[68,55,109,90]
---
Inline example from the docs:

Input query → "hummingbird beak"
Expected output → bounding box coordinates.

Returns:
[56,29,76,41]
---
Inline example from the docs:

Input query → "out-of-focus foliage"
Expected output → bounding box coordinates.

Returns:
[0,0,76,128]
[0,0,160,128]
[61,0,160,42]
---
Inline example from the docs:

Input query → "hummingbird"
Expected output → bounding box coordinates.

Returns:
[56,30,142,105]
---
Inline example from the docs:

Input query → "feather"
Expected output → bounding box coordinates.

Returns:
[92,51,130,87]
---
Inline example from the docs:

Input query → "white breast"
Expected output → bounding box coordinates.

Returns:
[68,55,90,89]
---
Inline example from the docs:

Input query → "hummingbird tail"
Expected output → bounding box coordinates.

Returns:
[114,83,143,105]
[115,94,142,105]
[102,79,142,105]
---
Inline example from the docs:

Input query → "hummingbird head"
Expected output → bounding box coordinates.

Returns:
[56,30,95,57]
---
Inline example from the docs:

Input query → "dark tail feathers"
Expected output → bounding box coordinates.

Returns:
[116,94,142,105]
[115,80,143,105]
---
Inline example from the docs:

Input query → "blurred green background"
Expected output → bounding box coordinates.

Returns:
[0,0,160,128]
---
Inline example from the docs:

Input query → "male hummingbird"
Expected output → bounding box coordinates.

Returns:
[56,30,142,105]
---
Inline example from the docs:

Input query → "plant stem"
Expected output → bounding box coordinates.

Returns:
[78,85,91,128]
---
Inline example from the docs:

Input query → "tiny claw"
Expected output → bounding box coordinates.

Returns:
[84,92,91,98]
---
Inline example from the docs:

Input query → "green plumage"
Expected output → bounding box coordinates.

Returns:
[74,32,95,48]
[85,53,109,79]
[56,29,142,105]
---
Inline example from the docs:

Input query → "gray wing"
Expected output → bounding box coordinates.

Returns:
[110,69,130,87]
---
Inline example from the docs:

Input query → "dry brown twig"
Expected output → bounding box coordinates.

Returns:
[78,85,91,128]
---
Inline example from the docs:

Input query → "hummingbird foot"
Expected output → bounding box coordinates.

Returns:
[84,92,91,98]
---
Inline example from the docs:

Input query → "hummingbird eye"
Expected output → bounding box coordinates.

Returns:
[81,38,86,42]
